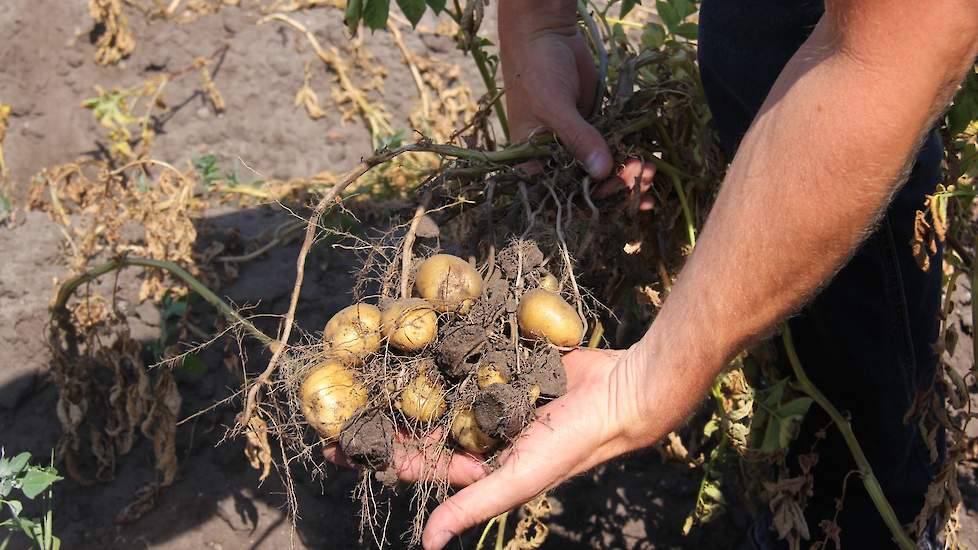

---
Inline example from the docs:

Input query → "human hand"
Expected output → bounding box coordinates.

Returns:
[419,346,660,550]
[499,0,613,179]
[499,2,657,210]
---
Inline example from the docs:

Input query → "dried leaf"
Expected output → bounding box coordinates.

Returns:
[244,416,272,482]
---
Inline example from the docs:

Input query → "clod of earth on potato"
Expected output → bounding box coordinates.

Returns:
[451,408,497,454]
[299,359,368,439]
[398,368,448,423]
[381,298,438,352]
[339,408,395,470]
[414,254,484,314]
[322,303,382,364]
[473,383,533,440]
[517,288,585,347]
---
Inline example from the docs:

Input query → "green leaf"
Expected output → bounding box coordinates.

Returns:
[178,354,208,378]
[620,0,640,17]
[778,396,814,419]
[673,0,694,19]
[345,0,364,32]
[396,0,425,26]
[5,500,22,519]
[656,0,681,32]
[363,0,391,30]
[948,68,978,136]
[20,469,60,500]
[760,397,813,453]
[641,23,666,50]
[425,0,445,12]
[674,21,698,40]
[2,454,30,478]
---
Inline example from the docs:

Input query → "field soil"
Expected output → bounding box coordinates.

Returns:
[0,2,976,549]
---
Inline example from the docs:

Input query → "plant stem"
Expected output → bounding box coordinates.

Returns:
[52,257,273,347]
[476,515,499,550]
[470,43,510,141]
[971,235,977,383]
[648,156,696,247]
[781,327,915,550]
[494,511,509,550]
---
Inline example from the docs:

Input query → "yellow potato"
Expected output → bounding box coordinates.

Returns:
[476,364,508,389]
[399,372,447,423]
[538,272,560,292]
[299,359,367,439]
[382,298,438,352]
[323,303,382,364]
[414,254,484,313]
[517,288,585,347]
[451,408,497,454]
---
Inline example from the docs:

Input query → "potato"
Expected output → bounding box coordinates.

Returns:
[476,364,508,389]
[323,303,382,364]
[538,272,560,292]
[382,298,438,352]
[414,254,484,313]
[517,288,584,347]
[300,359,367,439]
[399,372,447,423]
[451,408,497,454]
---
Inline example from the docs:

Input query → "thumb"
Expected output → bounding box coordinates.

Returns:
[543,106,613,180]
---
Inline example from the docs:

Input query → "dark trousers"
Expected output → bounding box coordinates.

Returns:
[698,1,945,547]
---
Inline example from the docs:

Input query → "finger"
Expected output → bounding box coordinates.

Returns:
[390,434,489,487]
[544,107,613,180]
[594,159,656,197]
[323,443,356,469]
[421,393,619,550]
[420,427,567,549]
[639,195,656,211]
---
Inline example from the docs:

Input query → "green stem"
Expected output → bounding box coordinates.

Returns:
[470,46,510,141]
[52,257,274,347]
[494,511,509,550]
[782,327,915,550]
[971,235,977,383]
[648,156,696,247]
[447,4,509,141]
[476,515,499,550]
[416,135,552,164]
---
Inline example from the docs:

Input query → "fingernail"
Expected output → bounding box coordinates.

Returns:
[425,529,454,550]
[584,151,607,179]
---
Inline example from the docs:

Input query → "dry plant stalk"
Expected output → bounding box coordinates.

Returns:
[89,0,136,65]
[260,13,394,143]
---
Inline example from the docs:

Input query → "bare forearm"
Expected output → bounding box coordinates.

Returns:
[624,2,978,444]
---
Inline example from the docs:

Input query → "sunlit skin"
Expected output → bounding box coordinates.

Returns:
[327,1,978,548]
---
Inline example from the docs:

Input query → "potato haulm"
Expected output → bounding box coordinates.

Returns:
[414,254,484,313]
[322,303,382,364]
[299,359,368,439]
[517,288,585,347]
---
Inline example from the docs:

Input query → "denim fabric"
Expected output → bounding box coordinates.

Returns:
[698,1,945,547]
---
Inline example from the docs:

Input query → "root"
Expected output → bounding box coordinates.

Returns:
[237,139,554,429]
[400,195,432,298]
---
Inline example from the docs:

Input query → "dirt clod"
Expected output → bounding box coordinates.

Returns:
[524,347,567,399]
[339,409,395,470]
[473,383,532,440]
[435,323,487,378]
[499,241,545,279]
